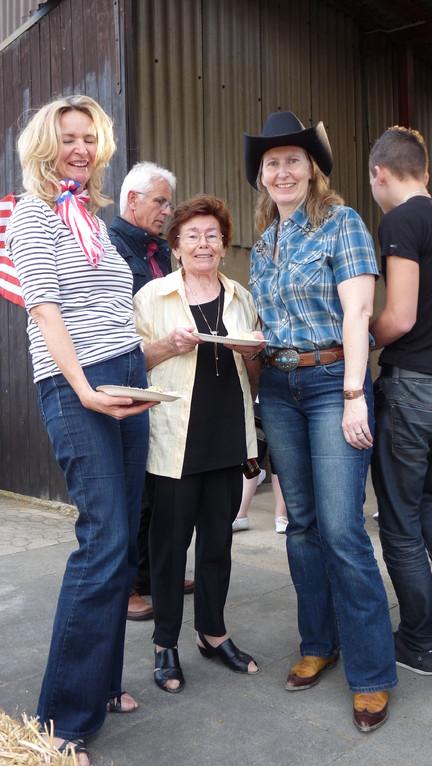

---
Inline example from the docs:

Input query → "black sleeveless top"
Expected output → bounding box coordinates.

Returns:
[181,285,247,475]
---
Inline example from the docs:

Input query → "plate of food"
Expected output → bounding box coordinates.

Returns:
[193,332,266,347]
[96,385,181,402]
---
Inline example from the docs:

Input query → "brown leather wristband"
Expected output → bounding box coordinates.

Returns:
[343,389,365,400]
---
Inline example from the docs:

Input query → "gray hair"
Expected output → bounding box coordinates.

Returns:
[119,161,176,214]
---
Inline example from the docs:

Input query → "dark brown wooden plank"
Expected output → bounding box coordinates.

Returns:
[38,12,52,104]
[83,0,99,100]
[0,300,12,490]
[60,0,73,93]
[29,20,42,108]
[49,3,62,97]
[0,43,5,196]
[71,0,85,91]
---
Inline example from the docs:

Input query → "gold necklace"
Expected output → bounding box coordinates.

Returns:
[187,282,222,376]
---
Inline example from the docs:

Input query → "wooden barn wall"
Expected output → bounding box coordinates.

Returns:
[0,0,132,501]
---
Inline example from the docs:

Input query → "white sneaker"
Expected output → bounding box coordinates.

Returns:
[257,468,267,487]
[275,516,288,534]
[232,517,250,532]
[373,512,379,520]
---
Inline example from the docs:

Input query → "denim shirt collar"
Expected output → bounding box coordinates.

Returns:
[259,204,309,255]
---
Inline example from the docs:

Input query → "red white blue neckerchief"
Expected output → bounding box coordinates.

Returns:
[55,179,104,267]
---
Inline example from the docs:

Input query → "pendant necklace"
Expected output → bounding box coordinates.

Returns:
[274,226,281,262]
[187,282,222,376]
[274,217,286,261]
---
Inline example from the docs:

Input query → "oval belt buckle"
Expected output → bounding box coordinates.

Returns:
[274,348,300,371]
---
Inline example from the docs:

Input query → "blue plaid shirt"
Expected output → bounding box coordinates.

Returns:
[249,204,379,354]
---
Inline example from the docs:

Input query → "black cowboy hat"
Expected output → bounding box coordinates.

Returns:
[244,110,333,188]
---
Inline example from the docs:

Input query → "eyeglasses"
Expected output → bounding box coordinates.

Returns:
[177,231,223,245]
[132,191,173,211]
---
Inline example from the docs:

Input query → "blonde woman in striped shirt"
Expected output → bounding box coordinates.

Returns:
[7,95,156,765]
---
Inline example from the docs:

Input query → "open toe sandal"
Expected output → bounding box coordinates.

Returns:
[107,690,137,713]
[197,632,260,674]
[58,739,90,762]
[154,647,185,693]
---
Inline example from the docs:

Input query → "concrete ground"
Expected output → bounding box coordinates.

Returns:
[1,478,431,766]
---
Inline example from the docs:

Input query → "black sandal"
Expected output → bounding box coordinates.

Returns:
[154,647,185,693]
[107,690,138,713]
[58,739,90,763]
[197,632,260,674]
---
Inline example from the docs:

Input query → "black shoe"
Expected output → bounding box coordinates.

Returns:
[154,647,185,693]
[197,632,259,674]
[394,638,432,675]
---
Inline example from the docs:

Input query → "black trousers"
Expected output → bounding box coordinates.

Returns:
[147,465,243,647]
[132,484,152,595]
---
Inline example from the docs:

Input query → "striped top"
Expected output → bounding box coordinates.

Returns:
[6,195,141,382]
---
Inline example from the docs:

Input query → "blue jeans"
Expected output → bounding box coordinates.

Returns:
[36,348,149,739]
[259,361,397,693]
[371,366,432,654]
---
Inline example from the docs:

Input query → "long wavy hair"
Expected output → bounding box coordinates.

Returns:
[17,95,116,215]
[254,153,344,234]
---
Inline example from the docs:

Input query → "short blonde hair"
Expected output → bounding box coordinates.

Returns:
[17,95,116,214]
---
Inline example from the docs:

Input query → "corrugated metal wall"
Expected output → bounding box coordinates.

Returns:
[415,57,432,155]
[132,0,421,287]
[0,0,50,44]
[131,0,432,383]
[0,0,132,501]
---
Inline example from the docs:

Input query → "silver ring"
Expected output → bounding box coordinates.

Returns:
[355,431,363,435]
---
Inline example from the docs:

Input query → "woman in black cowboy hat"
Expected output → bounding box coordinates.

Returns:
[244,111,397,732]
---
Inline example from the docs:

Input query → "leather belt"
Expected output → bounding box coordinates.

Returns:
[267,346,344,372]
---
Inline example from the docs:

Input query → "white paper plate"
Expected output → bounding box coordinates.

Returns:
[96,385,181,402]
[193,332,266,347]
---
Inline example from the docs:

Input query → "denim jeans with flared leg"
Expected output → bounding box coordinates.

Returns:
[259,360,397,693]
[36,347,149,739]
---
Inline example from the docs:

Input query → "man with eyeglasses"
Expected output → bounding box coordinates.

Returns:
[110,161,175,293]
[109,161,194,622]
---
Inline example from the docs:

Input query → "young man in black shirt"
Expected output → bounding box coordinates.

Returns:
[369,126,432,675]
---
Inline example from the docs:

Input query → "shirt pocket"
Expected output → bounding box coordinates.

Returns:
[288,248,324,287]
